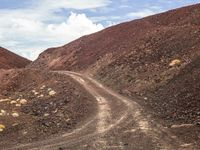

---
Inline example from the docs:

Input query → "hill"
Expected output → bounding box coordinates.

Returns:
[30,4,200,124]
[30,4,200,71]
[0,49,96,147]
[1,3,200,149]
[0,47,30,69]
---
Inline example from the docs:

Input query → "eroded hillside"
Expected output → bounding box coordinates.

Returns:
[30,4,200,124]
[0,47,30,69]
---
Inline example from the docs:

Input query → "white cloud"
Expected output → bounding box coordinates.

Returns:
[0,0,109,60]
[0,12,104,60]
[91,15,122,22]
[127,9,157,18]
[38,0,111,10]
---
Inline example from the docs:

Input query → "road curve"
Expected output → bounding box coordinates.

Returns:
[7,71,194,150]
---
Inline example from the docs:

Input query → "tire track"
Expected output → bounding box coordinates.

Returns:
[6,71,195,150]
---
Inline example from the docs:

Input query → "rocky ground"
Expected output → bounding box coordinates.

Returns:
[0,69,97,147]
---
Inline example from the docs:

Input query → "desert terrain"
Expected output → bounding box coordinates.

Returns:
[0,3,200,150]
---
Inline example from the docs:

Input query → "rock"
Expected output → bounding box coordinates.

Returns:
[32,90,36,93]
[16,104,22,107]
[42,122,50,127]
[144,97,148,100]
[196,112,200,115]
[169,59,181,67]
[12,123,19,126]
[20,99,28,105]
[44,113,50,117]
[40,85,46,90]
[196,122,200,126]
[32,90,39,95]
[12,112,19,117]
[10,100,17,104]
[16,98,21,102]
[38,94,44,98]
[0,98,10,103]
[47,88,52,91]
[53,109,58,113]
[171,124,194,128]
[22,131,28,135]
[0,110,7,116]
[0,124,6,132]
[49,90,56,96]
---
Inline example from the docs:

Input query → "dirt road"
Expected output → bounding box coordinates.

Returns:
[7,71,195,150]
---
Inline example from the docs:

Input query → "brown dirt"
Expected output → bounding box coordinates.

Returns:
[5,71,189,150]
[0,69,97,147]
[0,47,31,69]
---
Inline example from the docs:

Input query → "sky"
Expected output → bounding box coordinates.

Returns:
[0,0,199,60]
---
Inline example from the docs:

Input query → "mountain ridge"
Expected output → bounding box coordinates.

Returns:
[30,3,200,71]
[0,47,31,69]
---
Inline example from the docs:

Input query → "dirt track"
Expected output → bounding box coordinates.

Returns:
[6,71,196,150]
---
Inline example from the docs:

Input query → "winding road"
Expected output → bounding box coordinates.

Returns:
[8,71,194,150]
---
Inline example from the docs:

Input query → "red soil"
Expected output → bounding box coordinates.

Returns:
[0,47,30,69]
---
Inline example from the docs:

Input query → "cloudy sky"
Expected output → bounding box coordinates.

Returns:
[0,0,199,60]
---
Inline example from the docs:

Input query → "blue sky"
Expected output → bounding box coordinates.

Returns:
[0,0,199,60]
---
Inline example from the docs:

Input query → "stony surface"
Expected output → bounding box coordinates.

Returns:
[0,69,97,146]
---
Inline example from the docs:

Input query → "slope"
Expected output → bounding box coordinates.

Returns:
[0,47,30,69]
[0,69,96,147]
[30,4,200,124]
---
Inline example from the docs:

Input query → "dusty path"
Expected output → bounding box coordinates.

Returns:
[7,71,195,150]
